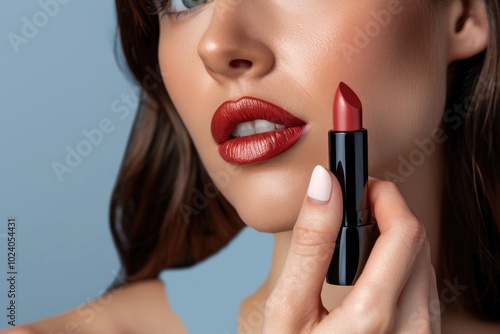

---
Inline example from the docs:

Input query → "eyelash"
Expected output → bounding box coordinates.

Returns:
[150,0,168,16]
[148,0,205,20]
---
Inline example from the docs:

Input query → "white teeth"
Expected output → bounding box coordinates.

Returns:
[235,121,255,137]
[255,120,276,134]
[231,119,287,138]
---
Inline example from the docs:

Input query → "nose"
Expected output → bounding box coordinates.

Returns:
[197,1,275,83]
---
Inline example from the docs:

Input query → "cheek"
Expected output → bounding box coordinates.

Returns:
[267,0,447,178]
[158,25,211,138]
[158,19,227,171]
[335,1,447,176]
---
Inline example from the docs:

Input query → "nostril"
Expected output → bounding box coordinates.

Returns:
[229,59,252,69]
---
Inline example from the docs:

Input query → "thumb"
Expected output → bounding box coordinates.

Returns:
[266,165,343,325]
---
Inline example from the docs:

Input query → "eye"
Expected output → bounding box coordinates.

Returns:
[171,0,208,13]
[149,0,210,20]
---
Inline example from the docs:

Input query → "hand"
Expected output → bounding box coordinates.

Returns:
[263,165,440,333]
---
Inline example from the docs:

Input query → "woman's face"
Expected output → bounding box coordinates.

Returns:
[158,0,448,232]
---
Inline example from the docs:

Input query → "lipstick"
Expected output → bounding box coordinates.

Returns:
[326,82,380,285]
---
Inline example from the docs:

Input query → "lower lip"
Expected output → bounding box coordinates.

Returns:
[217,126,306,165]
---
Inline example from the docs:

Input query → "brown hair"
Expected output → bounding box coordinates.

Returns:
[439,0,500,320]
[107,0,244,289]
[109,0,500,321]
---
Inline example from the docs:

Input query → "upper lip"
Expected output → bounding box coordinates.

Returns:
[211,97,306,144]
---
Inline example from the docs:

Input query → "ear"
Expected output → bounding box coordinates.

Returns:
[447,0,489,62]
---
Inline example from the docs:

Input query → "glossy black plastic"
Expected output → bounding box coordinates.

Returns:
[326,129,380,285]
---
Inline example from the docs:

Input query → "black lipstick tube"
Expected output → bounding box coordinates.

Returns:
[326,129,380,285]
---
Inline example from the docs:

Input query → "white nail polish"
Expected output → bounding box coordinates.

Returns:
[307,165,332,203]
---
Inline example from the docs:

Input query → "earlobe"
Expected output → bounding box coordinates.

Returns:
[447,0,489,62]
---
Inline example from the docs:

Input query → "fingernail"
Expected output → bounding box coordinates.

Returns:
[307,165,332,203]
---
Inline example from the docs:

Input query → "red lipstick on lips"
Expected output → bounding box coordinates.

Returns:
[211,97,306,165]
[326,82,380,285]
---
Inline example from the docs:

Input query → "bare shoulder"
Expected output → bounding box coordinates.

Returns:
[0,279,188,334]
[110,279,188,334]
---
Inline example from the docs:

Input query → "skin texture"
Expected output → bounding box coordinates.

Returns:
[0,0,495,333]
[159,0,446,234]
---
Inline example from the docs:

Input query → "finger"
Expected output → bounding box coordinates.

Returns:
[265,165,343,327]
[343,179,427,313]
[394,242,433,333]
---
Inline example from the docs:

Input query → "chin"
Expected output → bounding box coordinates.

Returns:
[221,170,309,233]
[201,136,324,233]
[237,204,300,233]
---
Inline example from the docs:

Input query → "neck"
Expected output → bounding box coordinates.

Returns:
[261,144,444,309]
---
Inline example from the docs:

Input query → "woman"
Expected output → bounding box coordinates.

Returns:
[3,0,499,332]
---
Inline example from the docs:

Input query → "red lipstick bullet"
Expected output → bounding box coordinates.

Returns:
[333,82,363,132]
[326,82,380,285]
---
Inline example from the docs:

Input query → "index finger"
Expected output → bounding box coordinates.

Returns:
[343,179,427,310]
[266,166,343,322]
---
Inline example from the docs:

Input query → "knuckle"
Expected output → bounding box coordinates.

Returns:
[412,222,427,249]
[400,217,427,251]
[292,225,335,257]
[382,180,401,194]
[376,180,403,199]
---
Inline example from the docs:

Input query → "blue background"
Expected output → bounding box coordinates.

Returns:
[0,0,273,330]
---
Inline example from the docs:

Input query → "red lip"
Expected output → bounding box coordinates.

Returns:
[211,97,306,165]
